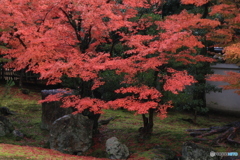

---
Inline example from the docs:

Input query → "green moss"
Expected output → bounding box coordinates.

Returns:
[0,88,239,159]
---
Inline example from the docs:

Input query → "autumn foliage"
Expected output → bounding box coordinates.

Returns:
[1,0,240,133]
[206,0,240,95]
[0,143,106,160]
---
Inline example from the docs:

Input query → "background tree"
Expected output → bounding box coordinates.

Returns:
[155,0,224,123]
[186,0,240,146]
[207,46,240,95]
[206,0,240,94]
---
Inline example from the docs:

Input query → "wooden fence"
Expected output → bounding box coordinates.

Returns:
[0,62,44,85]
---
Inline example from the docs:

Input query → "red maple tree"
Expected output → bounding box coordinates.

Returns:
[0,0,230,135]
[184,0,240,146]
[206,0,240,95]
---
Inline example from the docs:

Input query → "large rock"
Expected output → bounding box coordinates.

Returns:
[182,142,220,160]
[49,114,93,155]
[106,137,129,159]
[41,89,74,130]
[0,107,15,116]
[0,116,14,136]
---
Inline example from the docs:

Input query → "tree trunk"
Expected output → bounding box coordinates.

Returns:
[193,110,197,124]
[137,69,163,139]
[1,64,4,80]
[80,80,101,134]
[19,69,24,88]
[139,108,154,138]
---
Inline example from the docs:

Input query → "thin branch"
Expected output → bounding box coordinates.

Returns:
[201,2,210,19]
[15,35,27,49]
[59,7,82,42]
[37,7,54,32]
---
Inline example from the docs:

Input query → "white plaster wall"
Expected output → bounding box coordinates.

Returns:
[206,63,240,116]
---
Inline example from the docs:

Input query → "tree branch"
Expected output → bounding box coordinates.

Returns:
[59,7,82,42]
[16,35,27,49]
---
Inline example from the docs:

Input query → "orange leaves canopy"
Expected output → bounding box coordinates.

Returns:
[208,72,240,95]
[181,0,209,6]
[108,85,173,118]
[163,69,196,94]
[224,43,240,61]
[115,85,162,101]
[0,0,138,84]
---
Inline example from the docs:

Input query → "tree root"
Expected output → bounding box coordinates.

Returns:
[186,121,240,146]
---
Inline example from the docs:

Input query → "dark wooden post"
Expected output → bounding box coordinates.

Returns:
[41,89,74,130]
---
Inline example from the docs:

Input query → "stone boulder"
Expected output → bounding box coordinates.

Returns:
[41,89,74,130]
[12,129,24,141]
[106,137,129,159]
[182,142,220,160]
[49,114,93,155]
[0,116,14,136]
[0,106,16,116]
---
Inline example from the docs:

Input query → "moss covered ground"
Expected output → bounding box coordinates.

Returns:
[0,83,239,159]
